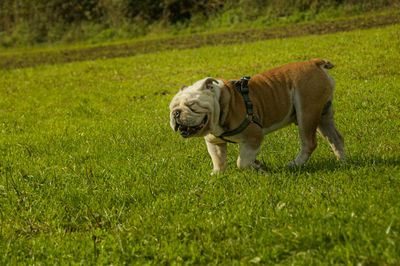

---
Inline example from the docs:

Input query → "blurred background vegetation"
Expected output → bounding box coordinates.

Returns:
[0,0,399,48]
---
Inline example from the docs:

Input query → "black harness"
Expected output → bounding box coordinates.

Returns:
[217,77,263,143]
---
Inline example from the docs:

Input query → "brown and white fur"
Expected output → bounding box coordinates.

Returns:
[169,59,345,174]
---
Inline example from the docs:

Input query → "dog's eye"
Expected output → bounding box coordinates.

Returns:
[187,103,198,113]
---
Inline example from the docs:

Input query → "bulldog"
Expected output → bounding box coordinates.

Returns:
[169,59,345,174]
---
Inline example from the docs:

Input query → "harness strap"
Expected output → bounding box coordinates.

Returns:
[217,76,263,143]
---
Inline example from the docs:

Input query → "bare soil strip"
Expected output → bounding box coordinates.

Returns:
[1,12,399,69]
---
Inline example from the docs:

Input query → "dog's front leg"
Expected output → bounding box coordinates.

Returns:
[237,140,263,170]
[206,140,227,174]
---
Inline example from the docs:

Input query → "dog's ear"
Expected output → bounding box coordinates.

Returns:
[180,85,188,91]
[203,77,218,90]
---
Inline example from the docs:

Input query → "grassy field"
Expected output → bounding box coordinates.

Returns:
[1,11,399,70]
[0,23,400,264]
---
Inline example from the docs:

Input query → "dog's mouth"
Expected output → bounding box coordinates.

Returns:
[175,115,208,138]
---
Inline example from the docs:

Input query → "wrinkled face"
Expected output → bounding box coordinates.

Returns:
[169,77,222,138]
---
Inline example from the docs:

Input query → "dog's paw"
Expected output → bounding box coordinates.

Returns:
[210,169,224,175]
[253,160,268,171]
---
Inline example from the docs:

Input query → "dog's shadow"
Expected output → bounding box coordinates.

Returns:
[258,154,400,174]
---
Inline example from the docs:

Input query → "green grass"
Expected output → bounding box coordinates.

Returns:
[1,24,400,264]
[1,11,400,70]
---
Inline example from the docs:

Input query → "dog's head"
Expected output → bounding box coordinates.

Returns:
[169,77,223,138]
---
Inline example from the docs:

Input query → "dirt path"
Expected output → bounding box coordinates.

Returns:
[1,12,399,69]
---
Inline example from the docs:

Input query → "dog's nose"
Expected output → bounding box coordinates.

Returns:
[173,109,181,119]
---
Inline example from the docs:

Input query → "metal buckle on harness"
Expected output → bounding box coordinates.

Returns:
[240,76,251,93]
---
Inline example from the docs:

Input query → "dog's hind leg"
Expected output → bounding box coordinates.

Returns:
[317,104,345,161]
[289,94,322,167]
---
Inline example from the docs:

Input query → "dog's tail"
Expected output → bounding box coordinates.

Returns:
[312,58,334,69]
